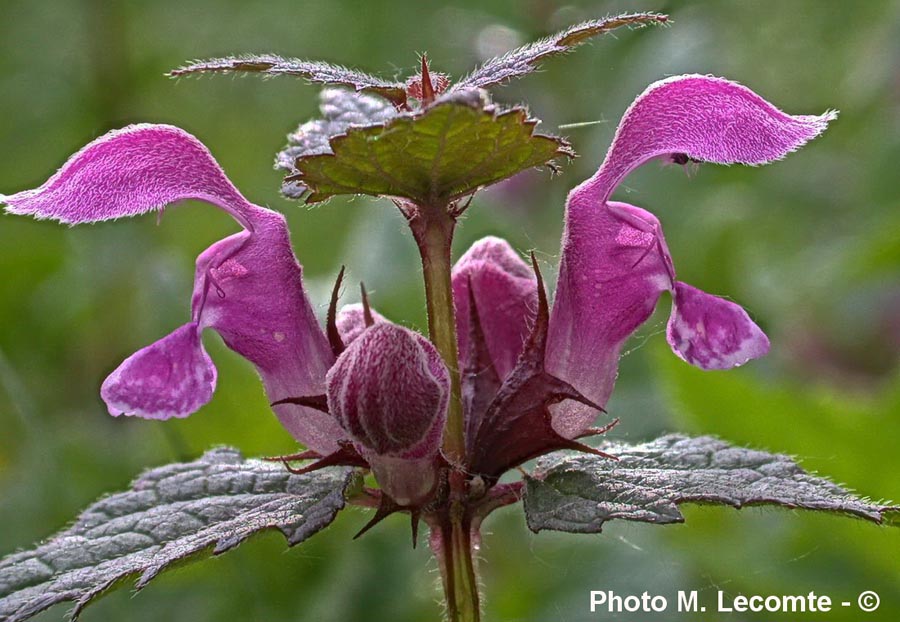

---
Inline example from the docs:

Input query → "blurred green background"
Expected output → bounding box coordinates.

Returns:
[1,0,898,620]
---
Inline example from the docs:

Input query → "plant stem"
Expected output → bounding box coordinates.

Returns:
[447,474,480,622]
[414,208,464,464]
[428,474,480,622]
[412,206,480,622]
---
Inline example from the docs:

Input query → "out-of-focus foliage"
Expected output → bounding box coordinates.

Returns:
[0,0,897,621]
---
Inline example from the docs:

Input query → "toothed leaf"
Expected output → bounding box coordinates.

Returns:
[291,95,572,203]
[524,434,898,533]
[169,55,407,106]
[277,89,399,198]
[0,448,352,622]
[454,13,668,91]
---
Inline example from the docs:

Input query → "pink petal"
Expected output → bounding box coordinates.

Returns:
[191,215,342,454]
[577,74,837,205]
[452,236,537,380]
[547,201,672,438]
[101,323,216,419]
[2,124,259,227]
[667,281,770,370]
[335,303,387,345]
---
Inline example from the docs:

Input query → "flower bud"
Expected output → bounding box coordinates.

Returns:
[452,236,537,381]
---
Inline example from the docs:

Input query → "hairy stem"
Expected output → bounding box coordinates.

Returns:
[412,206,480,622]
[414,208,464,464]
[428,475,480,622]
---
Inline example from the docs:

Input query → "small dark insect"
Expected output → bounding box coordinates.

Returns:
[671,152,701,165]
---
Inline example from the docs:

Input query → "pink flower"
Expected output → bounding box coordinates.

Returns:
[3,125,347,453]
[452,236,537,382]
[545,75,835,437]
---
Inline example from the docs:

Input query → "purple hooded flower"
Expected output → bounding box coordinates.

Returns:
[545,74,835,437]
[0,125,446,478]
[2,124,344,453]
[452,236,537,381]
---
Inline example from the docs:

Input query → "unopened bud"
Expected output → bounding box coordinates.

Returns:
[326,323,449,504]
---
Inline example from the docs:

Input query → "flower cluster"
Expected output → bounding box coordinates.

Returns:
[1,75,833,512]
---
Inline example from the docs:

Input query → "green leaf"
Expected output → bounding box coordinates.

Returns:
[291,93,572,204]
[656,344,900,504]
[168,55,407,106]
[454,13,669,91]
[276,88,399,199]
[524,434,896,534]
[0,448,353,622]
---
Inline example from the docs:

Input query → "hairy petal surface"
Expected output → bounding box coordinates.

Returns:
[582,74,837,204]
[667,282,769,369]
[326,323,449,505]
[452,236,537,381]
[1,124,256,227]
[2,125,341,452]
[548,202,671,437]
[101,323,216,419]
[335,303,387,346]
[192,218,343,453]
[548,76,834,437]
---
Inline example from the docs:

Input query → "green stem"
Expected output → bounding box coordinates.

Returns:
[448,480,480,622]
[428,474,480,622]
[434,507,479,622]
[415,209,464,464]
[412,206,480,622]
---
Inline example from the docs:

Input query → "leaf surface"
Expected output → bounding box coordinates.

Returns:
[454,13,668,91]
[524,434,897,533]
[169,55,407,105]
[276,89,399,198]
[292,94,571,203]
[0,448,352,622]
